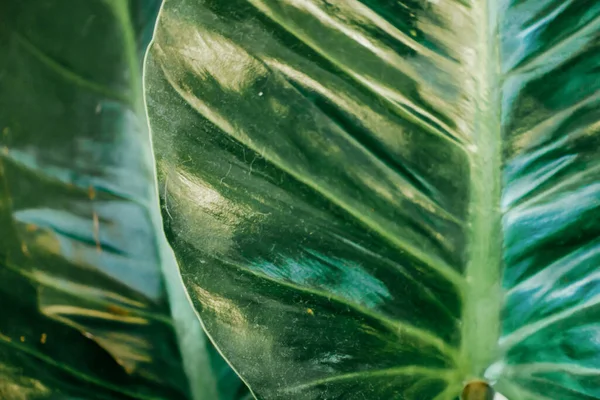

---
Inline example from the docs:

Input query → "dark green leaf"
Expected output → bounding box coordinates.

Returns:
[0,1,246,399]
[146,0,600,399]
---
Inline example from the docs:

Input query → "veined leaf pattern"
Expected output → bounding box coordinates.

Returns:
[146,0,600,399]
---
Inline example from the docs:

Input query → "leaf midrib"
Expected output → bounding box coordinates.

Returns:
[459,0,504,383]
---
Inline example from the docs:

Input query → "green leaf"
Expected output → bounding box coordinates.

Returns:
[0,1,248,399]
[146,0,600,399]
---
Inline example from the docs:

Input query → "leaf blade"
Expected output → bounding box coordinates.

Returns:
[146,0,600,399]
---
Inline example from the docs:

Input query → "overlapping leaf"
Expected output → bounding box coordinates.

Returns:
[0,1,247,399]
[146,0,600,399]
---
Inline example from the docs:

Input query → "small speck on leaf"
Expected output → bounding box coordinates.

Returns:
[107,304,130,317]
[92,212,101,252]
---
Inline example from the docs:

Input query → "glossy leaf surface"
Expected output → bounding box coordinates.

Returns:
[0,1,246,399]
[146,0,600,399]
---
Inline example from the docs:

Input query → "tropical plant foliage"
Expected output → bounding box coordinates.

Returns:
[146,0,600,399]
[1,0,600,399]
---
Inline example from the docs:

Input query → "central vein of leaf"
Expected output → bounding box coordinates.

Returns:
[460,0,503,382]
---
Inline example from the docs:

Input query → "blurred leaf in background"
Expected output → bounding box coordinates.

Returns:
[0,1,248,399]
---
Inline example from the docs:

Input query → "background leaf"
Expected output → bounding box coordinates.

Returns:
[146,0,600,399]
[0,1,247,399]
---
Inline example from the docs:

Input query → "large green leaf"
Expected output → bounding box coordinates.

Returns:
[146,0,600,399]
[0,1,249,399]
